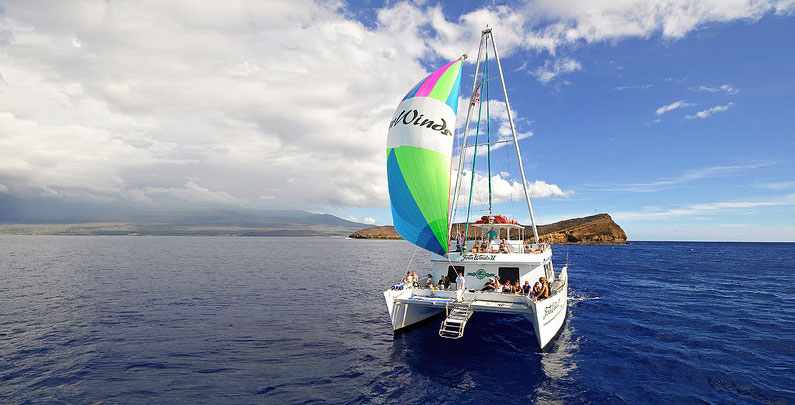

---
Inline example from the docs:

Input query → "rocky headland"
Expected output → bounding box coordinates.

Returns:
[349,213,627,244]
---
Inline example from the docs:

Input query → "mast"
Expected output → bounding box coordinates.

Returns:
[487,28,540,243]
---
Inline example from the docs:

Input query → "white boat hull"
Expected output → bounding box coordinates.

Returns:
[384,289,445,331]
[526,280,567,350]
[384,266,568,350]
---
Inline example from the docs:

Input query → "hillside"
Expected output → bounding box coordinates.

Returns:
[0,208,369,237]
[349,214,627,244]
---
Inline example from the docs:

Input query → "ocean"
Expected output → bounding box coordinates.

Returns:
[1,236,793,404]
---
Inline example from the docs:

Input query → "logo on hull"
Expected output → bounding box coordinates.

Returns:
[466,268,496,280]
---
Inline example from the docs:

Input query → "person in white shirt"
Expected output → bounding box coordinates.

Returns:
[425,274,434,288]
[456,271,466,291]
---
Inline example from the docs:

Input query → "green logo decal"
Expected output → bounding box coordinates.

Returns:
[466,268,496,280]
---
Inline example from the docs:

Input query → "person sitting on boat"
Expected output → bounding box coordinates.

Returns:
[438,277,445,290]
[537,277,549,300]
[443,276,451,290]
[522,280,532,296]
[412,271,420,288]
[470,242,479,253]
[455,232,463,252]
[402,271,412,285]
[479,239,488,251]
[532,281,541,298]
[502,281,513,293]
[481,278,496,292]
[513,280,521,294]
[455,271,466,291]
[499,238,511,253]
[425,274,434,288]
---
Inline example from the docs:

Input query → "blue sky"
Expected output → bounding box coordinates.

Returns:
[328,2,795,241]
[0,1,793,241]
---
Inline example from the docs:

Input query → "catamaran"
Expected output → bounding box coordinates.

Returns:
[383,28,568,350]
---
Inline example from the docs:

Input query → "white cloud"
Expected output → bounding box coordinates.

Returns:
[616,84,654,91]
[586,163,773,192]
[752,181,795,190]
[689,84,740,94]
[655,100,695,115]
[686,102,735,119]
[533,57,582,83]
[455,98,533,157]
[526,0,793,48]
[455,170,573,207]
[0,0,789,214]
[613,193,795,220]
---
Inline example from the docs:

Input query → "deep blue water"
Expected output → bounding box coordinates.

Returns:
[1,236,793,404]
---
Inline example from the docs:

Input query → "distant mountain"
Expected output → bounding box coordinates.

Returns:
[0,194,369,236]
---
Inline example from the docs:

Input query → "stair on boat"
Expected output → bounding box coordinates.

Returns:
[439,303,473,339]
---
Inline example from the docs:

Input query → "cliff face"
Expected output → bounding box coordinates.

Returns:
[349,213,627,244]
[532,214,627,244]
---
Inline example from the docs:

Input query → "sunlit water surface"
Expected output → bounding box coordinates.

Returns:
[1,236,793,404]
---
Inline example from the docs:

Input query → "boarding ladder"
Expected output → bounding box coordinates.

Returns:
[439,302,474,339]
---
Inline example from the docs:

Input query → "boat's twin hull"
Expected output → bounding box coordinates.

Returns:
[384,278,567,350]
[384,289,445,331]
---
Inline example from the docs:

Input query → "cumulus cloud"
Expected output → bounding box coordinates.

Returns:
[686,102,735,119]
[533,57,582,83]
[455,170,573,208]
[655,100,695,115]
[0,0,789,214]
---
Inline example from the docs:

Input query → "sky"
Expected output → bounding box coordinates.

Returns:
[0,0,793,241]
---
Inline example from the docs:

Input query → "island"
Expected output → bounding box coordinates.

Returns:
[349,213,627,244]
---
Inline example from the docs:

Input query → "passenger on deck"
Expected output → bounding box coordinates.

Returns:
[522,280,531,296]
[443,276,451,290]
[487,227,498,241]
[425,274,434,288]
[513,280,521,294]
[502,281,512,293]
[499,238,511,253]
[532,281,541,298]
[402,271,412,285]
[456,271,466,291]
[481,278,496,292]
[492,277,502,291]
[537,277,549,300]
[479,239,488,252]
[438,277,445,290]
[455,232,463,252]
[412,271,420,288]
[470,242,479,253]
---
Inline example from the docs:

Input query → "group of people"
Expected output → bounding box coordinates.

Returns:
[481,276,550,300]
[400,270,550,300]
[402,271,456,290]
[457,234,513,254]
[401,271,421,288]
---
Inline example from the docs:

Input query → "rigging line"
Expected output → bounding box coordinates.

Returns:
[401,245,420,282]
[463,47,489,247]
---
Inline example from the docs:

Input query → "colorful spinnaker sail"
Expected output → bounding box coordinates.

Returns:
[387,58,463,256]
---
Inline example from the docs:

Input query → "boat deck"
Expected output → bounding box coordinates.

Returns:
[396,290,537,315]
